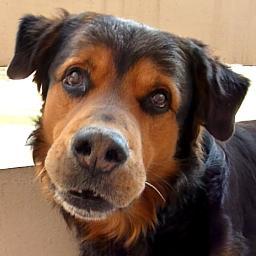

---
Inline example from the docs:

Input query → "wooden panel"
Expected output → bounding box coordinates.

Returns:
[0,0,256,65]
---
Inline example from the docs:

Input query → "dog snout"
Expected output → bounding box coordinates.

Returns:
[72,127,129,173]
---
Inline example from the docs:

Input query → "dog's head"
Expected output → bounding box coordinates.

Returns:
[8,11,249,244]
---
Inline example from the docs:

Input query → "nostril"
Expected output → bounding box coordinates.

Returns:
[72,127,129,172]
[105,147,127,164]
[74,140,92,156]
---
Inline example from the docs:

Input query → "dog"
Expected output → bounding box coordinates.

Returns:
[7,10,256,256]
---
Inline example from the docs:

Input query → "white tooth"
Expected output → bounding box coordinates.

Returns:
[78,189,82,193]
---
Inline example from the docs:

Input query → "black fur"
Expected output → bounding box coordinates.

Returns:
[7,11,256,255]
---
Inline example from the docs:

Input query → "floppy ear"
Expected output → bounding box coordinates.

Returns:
[189,40,250,141]
[8,15,52,79]
[7,12,68,98]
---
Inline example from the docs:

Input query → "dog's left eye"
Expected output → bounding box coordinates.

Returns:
[150,92,168,108]
[62,68,89,96]
[140,89,170,114]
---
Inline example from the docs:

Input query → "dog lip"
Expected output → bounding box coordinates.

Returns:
[54,188,116,219]
[68,189,103,201]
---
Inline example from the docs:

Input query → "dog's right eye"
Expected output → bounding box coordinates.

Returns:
[139,88,171,115]
[62,68,89,97]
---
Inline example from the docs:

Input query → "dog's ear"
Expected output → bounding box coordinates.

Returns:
[8,15,52,79]
[7,12,68,98]
[188,39,250,141]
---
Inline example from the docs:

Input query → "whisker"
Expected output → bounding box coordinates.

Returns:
[145,181,166,203]
[34,166,46,182]
[148,172,176,193]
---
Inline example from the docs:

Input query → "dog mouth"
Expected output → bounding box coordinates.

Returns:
[54,188,116,220]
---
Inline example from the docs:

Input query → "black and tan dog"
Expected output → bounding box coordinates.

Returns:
[7,11,256,256]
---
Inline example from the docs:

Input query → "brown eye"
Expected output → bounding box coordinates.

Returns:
[63,68,89,97]
[66,71,83,86]
[151,92,168,108]
[139,88,170,115]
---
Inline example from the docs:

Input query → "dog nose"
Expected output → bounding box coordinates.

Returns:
[72,127,129,173]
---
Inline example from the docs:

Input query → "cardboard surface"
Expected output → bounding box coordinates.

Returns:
[0,167,78,256]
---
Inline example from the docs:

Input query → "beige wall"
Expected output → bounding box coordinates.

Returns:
[0,0,256,66]
[0,167,78,256]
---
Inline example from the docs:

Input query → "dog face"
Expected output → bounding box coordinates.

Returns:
[40,46,180,219]
[8,11,249,243]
